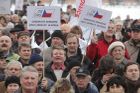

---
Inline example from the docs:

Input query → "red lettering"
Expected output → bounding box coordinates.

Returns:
[76,0,85,17]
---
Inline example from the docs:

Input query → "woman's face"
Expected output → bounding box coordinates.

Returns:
[109,84,125,93]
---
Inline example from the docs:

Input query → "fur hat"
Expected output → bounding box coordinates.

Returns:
[5,76,20,88]
[108,41,125,54]
[29,54,43,65]
[51,30,64,41]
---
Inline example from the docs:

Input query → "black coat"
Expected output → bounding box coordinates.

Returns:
[45,62,69,82]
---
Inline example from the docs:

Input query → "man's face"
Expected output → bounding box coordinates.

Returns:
[104,23,116,38]
[51,37,63,47]
[20,71,38,91]
[0,36,12,51]
[18,35,30,44]
[33,61,44,75]
[109,84,125,93]
[125,64,140,81]
[131,31,140,41]
[75,75,90,90]
[18,46,32,60]
[66,36,79,54]
[6,64,22,77]
[111,46,125,61]
[52,49,65,64]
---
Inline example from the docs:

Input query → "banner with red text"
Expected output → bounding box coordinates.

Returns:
[76,0,102,17]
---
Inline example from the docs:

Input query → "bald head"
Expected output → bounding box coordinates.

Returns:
[0,35,12,51]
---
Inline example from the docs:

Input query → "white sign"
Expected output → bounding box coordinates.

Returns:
[27,6,60,30]
[15,0,23,10]
[76,0,102,17]
[79,5,112,31]
[0,0,11,14]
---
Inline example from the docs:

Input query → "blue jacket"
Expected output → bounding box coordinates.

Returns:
[74,82,99,93]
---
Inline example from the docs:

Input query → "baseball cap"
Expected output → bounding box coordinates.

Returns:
[76,68,90,77]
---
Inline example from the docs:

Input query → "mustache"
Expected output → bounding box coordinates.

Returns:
[1,44,8,47]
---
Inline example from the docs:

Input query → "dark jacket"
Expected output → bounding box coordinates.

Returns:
[66,48,94,74]
[45,62,69,82]
[125,77,140,93]
[14,87,44,93]
[74,82,99,93]
[91,69,104,90]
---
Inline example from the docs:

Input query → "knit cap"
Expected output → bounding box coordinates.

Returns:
[29,54,43,65]
[108,41,125,54]
[51,30,64,41]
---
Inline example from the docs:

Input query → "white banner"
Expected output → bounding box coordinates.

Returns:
[27,6,60,30]
[15,0,23,10]
[0,0,11,14]
[79,5,112,31]
[76,0,102,17]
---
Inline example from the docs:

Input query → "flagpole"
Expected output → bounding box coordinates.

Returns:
[43,0,54,77]
[43,30,45,77]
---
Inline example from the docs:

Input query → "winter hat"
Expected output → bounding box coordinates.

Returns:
[5,76,20,88]
[108,41,125,54]
[51,30,64,41]
[10,24,25,33]
[67,57,81,71]
[29,54,43,65]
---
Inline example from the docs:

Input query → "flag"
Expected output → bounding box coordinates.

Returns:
[42,10,52,17]
[94,11,103,19]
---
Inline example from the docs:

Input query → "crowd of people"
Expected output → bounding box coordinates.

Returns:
[0,1,139,93]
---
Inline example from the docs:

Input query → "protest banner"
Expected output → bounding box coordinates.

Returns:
[79,5,112,31]
[0,0,11,14]
[76,0,102,17]
[27,6,60,30]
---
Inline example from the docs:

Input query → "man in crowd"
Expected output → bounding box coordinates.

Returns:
[74,67,99,93]
[125,19,140,63]
[18,43,32,66]
[15,66,43,93]
[43,30,64,66]
[0,35,20,62]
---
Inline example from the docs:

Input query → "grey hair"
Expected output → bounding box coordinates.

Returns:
[20,66,38,77]
[6,60,23,69]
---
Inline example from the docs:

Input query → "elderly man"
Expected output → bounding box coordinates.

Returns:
[0,61,22,93]
[74,67,99,93]
[45,46,68,82]
[125,19,140,63]
[108,41,128,75]
[0,35,20,62]
[15,66,43,93]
